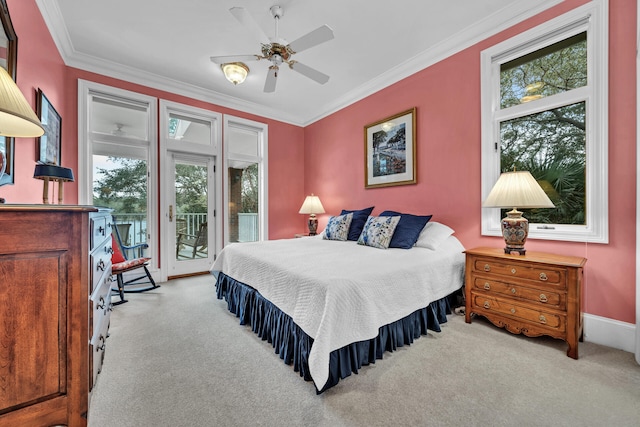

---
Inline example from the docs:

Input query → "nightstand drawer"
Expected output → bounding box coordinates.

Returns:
[471,293,565,332]
[472,258,565,288]
[471,277,565,309]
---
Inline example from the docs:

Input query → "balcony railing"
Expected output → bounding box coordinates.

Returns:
[112,212,259,249]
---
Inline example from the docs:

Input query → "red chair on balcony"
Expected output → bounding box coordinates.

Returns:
[111,219,159,305]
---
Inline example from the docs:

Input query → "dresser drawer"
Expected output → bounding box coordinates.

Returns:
[90,238,112,294]
[471,277,565,309]
[471,293,566,332]
[472,257,565,289]
[90,274,112,337]
[89,318,110,392]
[90,215,113,251]
[90,216,107,251]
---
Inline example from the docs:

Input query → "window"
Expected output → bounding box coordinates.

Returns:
[481,0,608,243]
[224,115,268,244]
[78,81,159,266]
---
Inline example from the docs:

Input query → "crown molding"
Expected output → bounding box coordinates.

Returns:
[36,0,562,127]
[305,0,563,125]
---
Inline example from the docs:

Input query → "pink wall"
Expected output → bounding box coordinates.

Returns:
[2,0,305,243]
[3,1,637,323]
[304,0,637,324]
[1,0,68,204]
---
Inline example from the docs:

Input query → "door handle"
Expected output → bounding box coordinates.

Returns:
[169,205,173,222]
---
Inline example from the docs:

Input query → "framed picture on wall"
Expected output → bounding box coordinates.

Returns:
[364,107,417,189]
[37,88,62,165]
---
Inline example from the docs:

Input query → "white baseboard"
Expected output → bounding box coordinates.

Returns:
[583,313,636,354]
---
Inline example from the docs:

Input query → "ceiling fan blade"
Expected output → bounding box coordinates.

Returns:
[210,55,257,65]
[289,62,330,85]
[229,7,271,46]
[264,66,278,93]
[287,25,334,53]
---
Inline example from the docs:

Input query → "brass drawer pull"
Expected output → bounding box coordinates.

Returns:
[539,272,548,281]
[510,308,516,314]
[484,264,491,272]
[511,288,516,294]
[483,282,491,290]
[511,268,517,274]
[539,315,547,324]
[539,294,548,303]
[483,301,490,309]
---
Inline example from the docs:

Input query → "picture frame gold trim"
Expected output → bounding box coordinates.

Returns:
[364,107,416,189]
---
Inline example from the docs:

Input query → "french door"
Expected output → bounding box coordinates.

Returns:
[166,153,216,277]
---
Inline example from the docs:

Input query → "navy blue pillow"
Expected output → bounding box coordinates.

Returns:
[340,206,374,241]
[380,210,432,249]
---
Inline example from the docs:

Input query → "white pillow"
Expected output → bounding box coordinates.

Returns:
[415,221,454,250]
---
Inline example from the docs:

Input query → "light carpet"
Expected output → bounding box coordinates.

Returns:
[88,275,640,427]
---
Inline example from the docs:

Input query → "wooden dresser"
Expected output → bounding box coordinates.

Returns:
[464,247,586,359]
[89,209,113,394]
[0,205,112,426]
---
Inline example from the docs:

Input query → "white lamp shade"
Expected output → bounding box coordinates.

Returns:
[221,62,249,85]
[483,170,555,209]
[0,66,44,137]
[299,194,325,214]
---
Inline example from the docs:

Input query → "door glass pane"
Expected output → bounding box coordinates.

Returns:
[175,161,208,261]
[228,161,258,243]
[500,32,587,108]
[168,113,211,145]
[500,101,586,225]
[93,154,149,253]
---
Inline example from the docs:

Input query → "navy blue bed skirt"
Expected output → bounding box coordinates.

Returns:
[214,272,454,393]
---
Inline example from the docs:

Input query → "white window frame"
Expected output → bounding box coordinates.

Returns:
[78,80,159,269]
[159,100,222,279]
[481,0,608,243]
[223,115,269,244]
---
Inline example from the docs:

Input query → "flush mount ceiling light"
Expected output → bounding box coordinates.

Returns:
[221,62,249,85]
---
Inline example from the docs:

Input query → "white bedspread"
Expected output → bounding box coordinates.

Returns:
[210,235,465,390]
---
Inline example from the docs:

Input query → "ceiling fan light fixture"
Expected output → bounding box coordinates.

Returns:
[221,62,249,85]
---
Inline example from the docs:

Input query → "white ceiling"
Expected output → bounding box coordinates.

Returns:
[35,0,561,126]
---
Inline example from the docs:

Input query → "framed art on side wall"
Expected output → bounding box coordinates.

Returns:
[364,107,416,188]
[37,88,61,165]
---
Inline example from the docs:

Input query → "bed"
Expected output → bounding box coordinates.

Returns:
[210,214,465,393]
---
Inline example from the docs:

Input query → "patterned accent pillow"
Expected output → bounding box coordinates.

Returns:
[357,216,401,249]
[340,206,374,241]
[323,213,353,241]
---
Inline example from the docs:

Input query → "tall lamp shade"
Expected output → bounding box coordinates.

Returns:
[299,194,325,236]
[483,170,554,255]
[0,66,44,201]
[0,66,44,137]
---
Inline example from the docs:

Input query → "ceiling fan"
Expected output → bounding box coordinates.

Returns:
[210,5,334,93]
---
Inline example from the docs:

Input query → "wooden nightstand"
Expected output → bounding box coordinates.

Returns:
[464,247,586,359]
